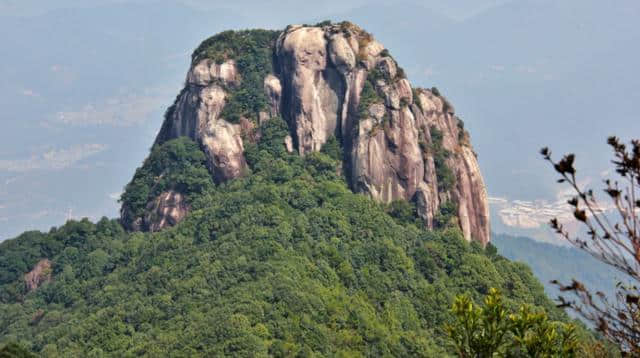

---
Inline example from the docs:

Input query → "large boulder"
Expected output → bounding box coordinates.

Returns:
[138,23,490,244]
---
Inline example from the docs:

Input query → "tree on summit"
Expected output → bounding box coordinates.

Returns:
[541,137,640,355]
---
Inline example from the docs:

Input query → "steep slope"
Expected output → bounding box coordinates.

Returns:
[0,128,561,356]
[125,22,490,245]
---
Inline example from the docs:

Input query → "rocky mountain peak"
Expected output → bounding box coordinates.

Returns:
[123,22,490,245]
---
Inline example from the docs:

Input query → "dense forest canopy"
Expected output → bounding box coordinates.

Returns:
[0,117,574,356]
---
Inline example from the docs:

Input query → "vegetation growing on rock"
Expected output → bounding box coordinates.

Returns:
[0,118,570,356]
[193,30,280,123]
[0,23,545,355]
[446,288,580,356]
[119,137,215,229]
[358,75,384,120]
[456,117,467,143]
[0,342,36,357]
[429,125,457,192]
[434,201,459,229]
[151,23,491,244]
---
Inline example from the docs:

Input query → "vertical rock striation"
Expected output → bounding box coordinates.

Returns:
[155,59,247,183]
[130,22,490,245]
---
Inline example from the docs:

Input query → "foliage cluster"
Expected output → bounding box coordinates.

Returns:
[0,118,567,356]
[412,87,424,111]
[119,137,215,223]
[434,201,459,229]
[0,342,36,357]
[303,20,332,28]
[429,125,457,192]
[320,135,343,162]
[386,200,421,227]
[456,117,466,143]
[446,288,579,357]
[397,66,407,79]
[192,30,280,123]
[367,68,388,84]
[358,74,384,121]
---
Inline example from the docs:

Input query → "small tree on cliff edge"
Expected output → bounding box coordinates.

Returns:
[541,137,640,354]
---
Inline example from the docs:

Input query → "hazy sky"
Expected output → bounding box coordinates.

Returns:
[1,0,639,242]
[0,0,510,19]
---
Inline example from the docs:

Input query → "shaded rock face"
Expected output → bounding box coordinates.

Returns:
[144,191,190,232]
[24,259,52,292]
[123,191,190,232]
[146,22,490,245]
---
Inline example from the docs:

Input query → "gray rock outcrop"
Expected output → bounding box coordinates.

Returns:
[138,22,490,245]
[155,59,247,183]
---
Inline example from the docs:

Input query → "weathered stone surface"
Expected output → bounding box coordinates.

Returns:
[264,74,282,117]
[279,24,489,244]
[277,26,344,154]
[122,191,191,233]
[329,34,356,73]
[351,106,424,204]
[187,59,238,86]
[157,63,248,183]
[376,57,397,80]
[145,23,491,244]
[284,135,294,153]
[144,191,190,232]
[359,39,384,70]
[24,259,52,292]
[200,119,246,182]
[413,88,490,244]
[368,103,386,120]
[456,145,490,244]
[136,59,249,231]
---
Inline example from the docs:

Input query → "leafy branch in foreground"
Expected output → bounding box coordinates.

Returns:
[445,288,578,357]
[541,137,640,354]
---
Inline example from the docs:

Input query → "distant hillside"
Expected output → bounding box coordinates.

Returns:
[492,233,626,304]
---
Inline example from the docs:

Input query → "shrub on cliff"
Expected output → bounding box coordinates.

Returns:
[192,30,280,123]
[430,126,457,192]
[119,137,214,223]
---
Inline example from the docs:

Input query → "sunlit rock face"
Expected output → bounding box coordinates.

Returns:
[156,59,247,183]
[24,259,52,292]
[142,22,490,245]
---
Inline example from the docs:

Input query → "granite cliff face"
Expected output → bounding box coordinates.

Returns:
[24,259,52,292]
[126,22,490,244]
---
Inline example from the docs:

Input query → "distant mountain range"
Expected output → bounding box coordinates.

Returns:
[492,232,628,306]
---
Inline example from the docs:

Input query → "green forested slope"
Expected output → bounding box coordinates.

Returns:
[0,118,567,356]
